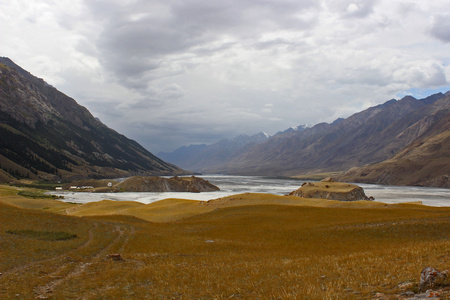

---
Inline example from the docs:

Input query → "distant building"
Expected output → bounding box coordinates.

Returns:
[69,186,77,189]
[80,186,94,189]
[55,187,63,190]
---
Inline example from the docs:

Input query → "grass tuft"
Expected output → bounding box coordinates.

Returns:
[6,229,77,241]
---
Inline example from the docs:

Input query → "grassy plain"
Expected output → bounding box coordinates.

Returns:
[0,185,449,299]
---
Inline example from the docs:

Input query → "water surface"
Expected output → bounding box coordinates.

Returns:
[50,175,450,207]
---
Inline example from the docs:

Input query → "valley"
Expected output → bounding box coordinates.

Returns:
[2,1,450,299]
[160,93,450,188]
[0,185,449,299]
[1,57,449,188]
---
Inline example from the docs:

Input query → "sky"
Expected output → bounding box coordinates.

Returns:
[1,0,450,153]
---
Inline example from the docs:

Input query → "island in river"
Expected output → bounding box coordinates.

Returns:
[59,176,220,193]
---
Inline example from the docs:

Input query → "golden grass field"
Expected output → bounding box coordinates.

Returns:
[0,184,449,299]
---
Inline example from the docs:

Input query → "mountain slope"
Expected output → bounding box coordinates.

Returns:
[158,132,270,171]
[203,93,449,181]
[0,57,185,181]
[336,110,450,188]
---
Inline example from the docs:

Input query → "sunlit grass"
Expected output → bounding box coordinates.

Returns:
[0,184,449,299]
[0,185,72,213]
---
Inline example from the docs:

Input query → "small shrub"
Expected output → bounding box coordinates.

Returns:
[18,190,63,199]
[6,229,77,241]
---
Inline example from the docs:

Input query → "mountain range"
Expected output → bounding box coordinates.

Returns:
[1,57,448,188]
[162,92,450,187]
[0,57,185,182]
[336,107,450,188]
[158,132,271,171]
[157,125,321,171]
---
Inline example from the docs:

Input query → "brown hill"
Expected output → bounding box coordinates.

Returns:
[288,180,373,201]
[337,129,450,188]
[0,57,186,181]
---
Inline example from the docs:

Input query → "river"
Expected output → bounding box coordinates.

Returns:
[49,175,450,207]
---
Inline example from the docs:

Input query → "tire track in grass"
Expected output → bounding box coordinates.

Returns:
[1,222,98,279]
[33,223,133,299]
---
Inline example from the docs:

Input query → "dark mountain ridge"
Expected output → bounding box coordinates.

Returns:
[178,92,449,185]
[0,57,186,181]
[336,100,450,187]
[273,124,311,136]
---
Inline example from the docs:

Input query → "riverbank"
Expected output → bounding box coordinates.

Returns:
[45,175,450,207]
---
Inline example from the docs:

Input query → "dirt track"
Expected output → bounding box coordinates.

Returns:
[1,221,136,299]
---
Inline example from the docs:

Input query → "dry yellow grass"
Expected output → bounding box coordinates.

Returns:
[123,198,212,222]
[63,192,419,223]
[291,172,344,181]
[0,185,72,213]
[66,199,144,216]
[61,192,387,223]
[1,184,449,299]
[0,185,429,222]
[201,192,386,209]
[299,181,361,193]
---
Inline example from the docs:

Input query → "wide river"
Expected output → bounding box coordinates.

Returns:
[50,175,450,207]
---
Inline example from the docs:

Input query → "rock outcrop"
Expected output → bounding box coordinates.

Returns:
[419,267,448,292]
[288,179,373,201]
[116,176,220,193]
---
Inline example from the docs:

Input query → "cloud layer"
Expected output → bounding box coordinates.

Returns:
[1,0,450,152]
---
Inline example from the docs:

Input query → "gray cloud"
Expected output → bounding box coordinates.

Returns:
[325,0,378,18]
[429,13,450,42]
[1,0,450,153]
[87,0,320,90]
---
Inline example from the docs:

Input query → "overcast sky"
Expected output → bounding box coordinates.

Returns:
[1,0,450,153]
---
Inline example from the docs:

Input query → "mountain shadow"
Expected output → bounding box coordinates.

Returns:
[0,57,186,182]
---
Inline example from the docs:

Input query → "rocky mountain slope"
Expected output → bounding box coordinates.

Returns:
[162,91,449,187]
[202,93,449,181]
[0,57,185,181]
[204,93,450,180]
[158,132,270,171]
[336,126,450,188]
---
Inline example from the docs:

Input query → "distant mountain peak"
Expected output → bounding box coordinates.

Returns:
[332,118,344,125]
[275,123,311,136]
[251,131,271,139]
[158,131,271,171]
[400,95,417,102]
[297,124,312,130]
[158,91,449,186]
[261,132,270,138]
